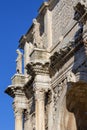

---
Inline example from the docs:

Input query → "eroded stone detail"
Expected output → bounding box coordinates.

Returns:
[5,0,87,130]
[32,19,43,49]
[67,71,76,83]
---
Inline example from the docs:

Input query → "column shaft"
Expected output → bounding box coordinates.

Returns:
[15,110,23,130]
[35,90,45,130]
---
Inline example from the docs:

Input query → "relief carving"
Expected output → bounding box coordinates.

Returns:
[67,71,76,83]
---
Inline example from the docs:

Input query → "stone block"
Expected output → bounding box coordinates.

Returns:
[30,48,50,64]
[11,74,25,86]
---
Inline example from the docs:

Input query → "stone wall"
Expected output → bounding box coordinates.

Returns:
[5,0,87,130]
[52,0,77,46]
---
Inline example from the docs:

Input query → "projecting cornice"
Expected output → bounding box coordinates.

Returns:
[26,62,49,76]
[5,74,25,98]
[5,85,24,98]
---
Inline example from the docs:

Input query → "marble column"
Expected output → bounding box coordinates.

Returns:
[14,109,23,130]
[35,89,45,130]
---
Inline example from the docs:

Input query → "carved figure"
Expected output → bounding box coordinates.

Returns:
[67,71,76,82]
[81,0,87,7]
[32,19,43,48]
[16,49,23,74]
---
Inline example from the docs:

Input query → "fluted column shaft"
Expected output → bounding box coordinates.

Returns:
[35,89,45,130]
[14,109,23,130]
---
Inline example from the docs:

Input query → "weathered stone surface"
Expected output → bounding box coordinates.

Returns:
[5,0,87,130]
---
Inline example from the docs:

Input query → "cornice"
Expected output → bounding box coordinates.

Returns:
[5,85,25,98]
[49,41,84,77]
[26,62,49,76]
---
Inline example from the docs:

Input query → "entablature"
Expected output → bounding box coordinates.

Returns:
[49,41,84,77]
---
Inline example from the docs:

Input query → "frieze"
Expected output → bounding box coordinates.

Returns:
[49,41,83,77]
[53,79,66,111]
[49,2,87,78]
[53,78,67,121]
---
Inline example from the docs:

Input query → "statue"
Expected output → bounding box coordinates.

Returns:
[67,71,76,83]
[80,0,87,7]
[16,49,23,74]
[32,19,43,48]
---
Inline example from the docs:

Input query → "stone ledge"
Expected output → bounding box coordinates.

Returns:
[11,74,25,86]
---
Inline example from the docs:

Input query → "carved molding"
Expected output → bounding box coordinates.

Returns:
[5,85,25,98]
[49,41,83,77]
[53,78,67,121]
[53,79,67,112]
[26,62,49,76]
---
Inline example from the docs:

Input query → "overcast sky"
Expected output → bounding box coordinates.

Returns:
[0,0,43,129]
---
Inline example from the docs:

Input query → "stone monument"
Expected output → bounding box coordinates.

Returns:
[5,0,87,130]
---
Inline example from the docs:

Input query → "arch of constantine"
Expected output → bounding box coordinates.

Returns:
[5,0,87,130]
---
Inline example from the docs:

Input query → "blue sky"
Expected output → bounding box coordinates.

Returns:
[0,0,43,129]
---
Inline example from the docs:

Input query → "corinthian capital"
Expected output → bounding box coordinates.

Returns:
[35,89,45,101]
[26,62,49,76]
[14,108,23,118]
